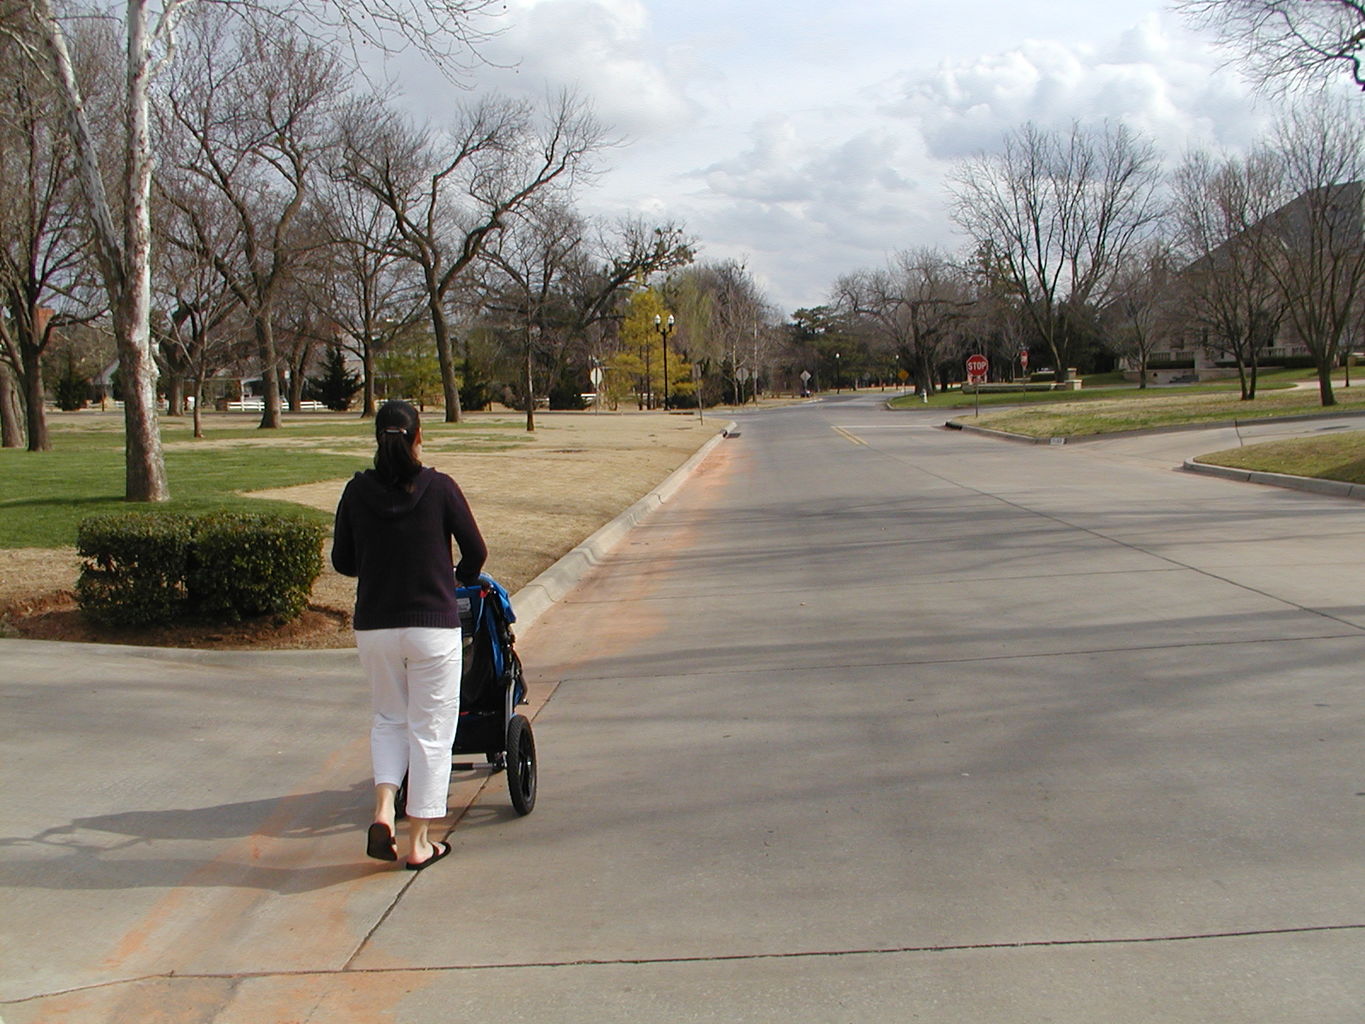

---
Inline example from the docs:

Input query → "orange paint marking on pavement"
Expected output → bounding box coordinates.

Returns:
[97,738,387,982]
[523,440,740,682]
[19,437,742,1024]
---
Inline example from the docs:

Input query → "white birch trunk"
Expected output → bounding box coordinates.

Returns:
[34,0,169,500]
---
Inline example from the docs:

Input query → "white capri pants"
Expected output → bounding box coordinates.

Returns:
[356,626,462,820]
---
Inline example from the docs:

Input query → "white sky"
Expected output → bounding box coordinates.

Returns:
[387,0,1284,315]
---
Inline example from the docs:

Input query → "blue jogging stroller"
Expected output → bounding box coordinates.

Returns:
[395,575,537,818]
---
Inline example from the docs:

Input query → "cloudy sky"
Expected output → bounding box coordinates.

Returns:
[393,0,1281,316]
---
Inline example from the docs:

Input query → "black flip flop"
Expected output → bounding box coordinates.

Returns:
[405,841,452,871]
[366,822,397,862]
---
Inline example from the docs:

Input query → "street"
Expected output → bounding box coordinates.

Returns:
[3,393,1362,1022]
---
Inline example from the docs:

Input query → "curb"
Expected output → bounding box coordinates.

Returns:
[1181,459,1365,501]
[509,421,737,631]
[945,407,1365,447]
[946,421,1060,445]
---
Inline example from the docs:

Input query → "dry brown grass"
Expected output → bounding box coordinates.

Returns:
[0,410,718,648]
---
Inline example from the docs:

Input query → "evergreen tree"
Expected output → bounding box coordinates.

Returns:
[304,345,362,411]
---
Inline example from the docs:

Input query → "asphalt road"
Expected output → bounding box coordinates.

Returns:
[2,393,1362,1022]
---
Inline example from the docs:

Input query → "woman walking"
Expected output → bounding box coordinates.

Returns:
[332,400,487,870]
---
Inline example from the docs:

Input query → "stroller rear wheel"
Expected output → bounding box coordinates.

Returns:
[506,714,537,816]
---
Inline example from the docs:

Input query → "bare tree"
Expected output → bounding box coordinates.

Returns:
[7,0,501,499]
[156,12,349,428]
[478,202,693,427]
[1102,239,1181,390]
[1177,0,1365,94]
[963,240,1030,384]
[949,121,1165,383]
[341,90,607,422]
[477,201,580,431]
[1258,97,1365,404]
[838,249,969,394]
[1170,148,1285,399]
[833,268,914,387]
[0,32,101,449]
[311,172,425,417]
[672,261,774,405]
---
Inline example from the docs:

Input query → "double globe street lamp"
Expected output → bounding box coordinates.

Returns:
[654,313,675,410]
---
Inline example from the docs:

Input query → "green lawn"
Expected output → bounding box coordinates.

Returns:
[0,412,531,549]
[1195,431,1365,485]
[940,378,1365,438]
[888,368,1311,414]
[905,370,1365,486]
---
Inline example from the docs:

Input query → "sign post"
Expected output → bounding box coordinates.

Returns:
[966,354,988,417]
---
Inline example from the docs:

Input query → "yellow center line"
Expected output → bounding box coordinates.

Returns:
[832,425,868,446]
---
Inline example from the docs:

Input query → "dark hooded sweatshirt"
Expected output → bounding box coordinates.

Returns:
[331,466,487,631]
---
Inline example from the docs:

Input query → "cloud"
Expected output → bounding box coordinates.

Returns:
[886,14,1267,161]
[390,4,1287,314]
[475,0,696,134]
[639,12,1278,312]
[385,0,695,135]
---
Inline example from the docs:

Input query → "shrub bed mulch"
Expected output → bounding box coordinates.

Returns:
[1,590,354,650]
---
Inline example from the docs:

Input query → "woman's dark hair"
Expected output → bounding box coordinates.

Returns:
[373,400,422,488]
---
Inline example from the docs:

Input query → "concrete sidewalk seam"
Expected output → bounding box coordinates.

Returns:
[335,425,735,975]
[10,921,1359,1002]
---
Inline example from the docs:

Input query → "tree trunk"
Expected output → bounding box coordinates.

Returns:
[361,342,376,417]
[21,344,50,451]
[0,361,23,447]
[116,302,169,501]
[255,318,282,428]
[120,1,168,500]
[428,289,463,423]
[35,0,167,499]
[288,360,304,411]
[165,374,185,415]
[524,329,535,433]
[1317,357,1337,407]
[192,374,204,439]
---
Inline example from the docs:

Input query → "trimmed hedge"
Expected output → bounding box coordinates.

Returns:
[76,514,193,627]
[188,513,326,621]
[76,511,327,627]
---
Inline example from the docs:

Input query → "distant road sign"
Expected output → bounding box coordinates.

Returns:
[1019,349,1029,371]
[966,354,988,383]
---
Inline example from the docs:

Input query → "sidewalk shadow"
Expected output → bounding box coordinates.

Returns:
[0,780,389,894]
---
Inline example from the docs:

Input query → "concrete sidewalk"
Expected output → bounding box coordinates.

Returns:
[0,424,734,1021]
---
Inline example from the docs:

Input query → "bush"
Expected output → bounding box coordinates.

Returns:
[548,378,587,410]
[53,365,91,411]
[1145,359,1197,370]
[304,345,362,411]
[187,513,326,621]
[460,378,493,411]
[75,511,326,627]
[76,514,193,626]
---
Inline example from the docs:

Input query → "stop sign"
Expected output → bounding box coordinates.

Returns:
[966,354,988,382]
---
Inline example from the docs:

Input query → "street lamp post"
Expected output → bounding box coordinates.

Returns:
[654,313,675,410]
[641,338,651,410]
[835,351,841,394]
